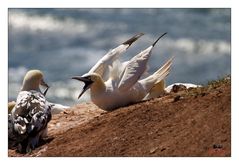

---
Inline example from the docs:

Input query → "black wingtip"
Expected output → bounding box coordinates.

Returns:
[152,32,167,47]
[122,32,144,46]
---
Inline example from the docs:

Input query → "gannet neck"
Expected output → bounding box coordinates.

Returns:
[90,75,106,95]
[21,80,41,91]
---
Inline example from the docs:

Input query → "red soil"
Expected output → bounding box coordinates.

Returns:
[8,78,231,157]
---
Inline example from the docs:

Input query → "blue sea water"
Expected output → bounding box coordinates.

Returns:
[8,8,231,106]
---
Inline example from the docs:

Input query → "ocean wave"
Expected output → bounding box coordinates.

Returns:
[9,10,128,37]
[9,66,28,82]
[9,11,88,33]
[163,38,230,56]
[8,9,231,106]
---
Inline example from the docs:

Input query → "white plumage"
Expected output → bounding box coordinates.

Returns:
[88,33,144,81]
[73,33,173,111]
[8,70,52,153]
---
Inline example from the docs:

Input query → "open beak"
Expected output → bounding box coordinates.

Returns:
[40,79,49,96]
[72,76,93,99]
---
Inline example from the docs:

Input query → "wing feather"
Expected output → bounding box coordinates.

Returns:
[118,46,153,91]
[117,33,167,91]
[88,33,144,80]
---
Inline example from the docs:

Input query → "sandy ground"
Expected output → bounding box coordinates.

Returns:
[8,78,231,157]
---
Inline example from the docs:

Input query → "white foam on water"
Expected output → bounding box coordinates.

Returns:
[8,66,27,82]
[9,11,88,34]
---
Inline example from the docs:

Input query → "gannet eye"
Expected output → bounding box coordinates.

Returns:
[84,76,92,81]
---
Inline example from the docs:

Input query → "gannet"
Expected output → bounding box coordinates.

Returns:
[72,33,173,111]
[165,83,202,93]
[8,70,52,153]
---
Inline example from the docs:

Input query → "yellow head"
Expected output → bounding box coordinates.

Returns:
[21,70,49,91]
[84,73,103,82]
[72,72,105,99]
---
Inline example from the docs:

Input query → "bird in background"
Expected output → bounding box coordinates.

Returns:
[8,70,53,153]
[164,83,202,93]
[8,101,69,115]
[72,33,173,111]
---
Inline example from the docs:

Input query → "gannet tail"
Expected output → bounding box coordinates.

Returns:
[153,57,173,84]
[143,79,166,100]
[139,57,173,95]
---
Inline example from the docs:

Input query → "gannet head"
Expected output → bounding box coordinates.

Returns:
[21,70,49,95]
[72,73,102,99]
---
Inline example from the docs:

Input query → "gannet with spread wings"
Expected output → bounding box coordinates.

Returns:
[72,33,173,111]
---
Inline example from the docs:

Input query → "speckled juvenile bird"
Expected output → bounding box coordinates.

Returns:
[8,70,52,153]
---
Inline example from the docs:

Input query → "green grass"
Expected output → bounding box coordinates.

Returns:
[207,75,231,89]
[172,75,231,99]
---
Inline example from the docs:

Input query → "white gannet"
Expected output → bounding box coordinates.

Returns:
[72,33,173,111]
[8,70,52,153]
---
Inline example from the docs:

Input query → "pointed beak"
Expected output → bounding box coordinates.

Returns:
[72,76,93,99]
[40,79,49,88]
[40,79,49,96]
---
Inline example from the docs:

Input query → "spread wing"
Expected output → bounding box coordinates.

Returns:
[117,33,167,91]
[88,33,144,80]
[117,46,153,91]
